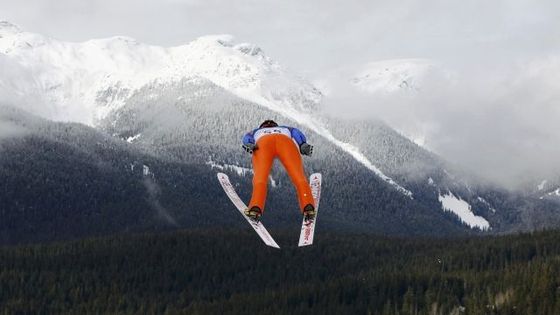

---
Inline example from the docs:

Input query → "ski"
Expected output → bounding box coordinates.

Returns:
[217,172,280,249]
[298,173,322,247]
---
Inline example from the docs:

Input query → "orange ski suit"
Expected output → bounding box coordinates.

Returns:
[248,132,314,214]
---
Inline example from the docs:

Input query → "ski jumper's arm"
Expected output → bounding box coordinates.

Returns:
[288,127,307,146]
[242,129,258,146]
[288,127,313,156]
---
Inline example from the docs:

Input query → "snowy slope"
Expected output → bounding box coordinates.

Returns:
[0,21,319,125]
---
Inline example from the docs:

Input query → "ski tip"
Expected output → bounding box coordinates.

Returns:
[217,172,228,179]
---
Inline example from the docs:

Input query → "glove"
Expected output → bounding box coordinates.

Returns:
[242,143,257,154]
[300,143,313,156]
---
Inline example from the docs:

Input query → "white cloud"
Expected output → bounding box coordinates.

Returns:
[321,55,560,188]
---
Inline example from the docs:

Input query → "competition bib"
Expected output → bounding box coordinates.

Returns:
[253,127,291,142]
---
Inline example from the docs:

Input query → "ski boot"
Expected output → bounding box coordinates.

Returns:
[244,206,263,222]
[303,204,316,221]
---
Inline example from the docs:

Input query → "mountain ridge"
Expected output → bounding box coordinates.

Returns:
[0,22,411,198]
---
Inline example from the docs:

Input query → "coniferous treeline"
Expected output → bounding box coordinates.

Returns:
[1,229,560,314]
[0,124,471,246]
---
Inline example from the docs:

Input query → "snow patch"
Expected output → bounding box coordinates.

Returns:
[537,180,548,191]
[269,176,277,188]
[439,192,490,230]
[413,135,426,147]
[428,177,435,186]
[126,134,141,143]
[142,165,153,177]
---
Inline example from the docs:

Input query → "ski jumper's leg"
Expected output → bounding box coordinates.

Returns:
[248,135,276,212]
[276,135,315,213]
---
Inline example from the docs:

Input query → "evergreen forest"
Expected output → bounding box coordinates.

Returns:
[2,228,560,314]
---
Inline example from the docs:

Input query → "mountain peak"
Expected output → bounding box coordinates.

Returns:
[0,21,22,36]
[190,34,235,47]
[234,43,264,57]
[187,35,265,57]
[351,59,439,93]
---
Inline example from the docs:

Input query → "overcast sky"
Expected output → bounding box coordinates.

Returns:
[2,0,560,187]
[3,0,558,74]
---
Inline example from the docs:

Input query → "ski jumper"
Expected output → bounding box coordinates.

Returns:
[243,126,315,213]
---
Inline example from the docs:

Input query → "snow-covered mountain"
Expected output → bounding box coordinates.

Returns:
[2,21,560,243]
[0,20,412,197]
[0,21,320,125]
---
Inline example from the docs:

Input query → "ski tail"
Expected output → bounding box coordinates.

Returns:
[298,173,322,247]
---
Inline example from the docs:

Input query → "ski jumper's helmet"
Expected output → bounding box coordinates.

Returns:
[260,120,278,128]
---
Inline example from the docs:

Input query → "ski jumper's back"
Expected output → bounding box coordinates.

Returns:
[243,126,314,213]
